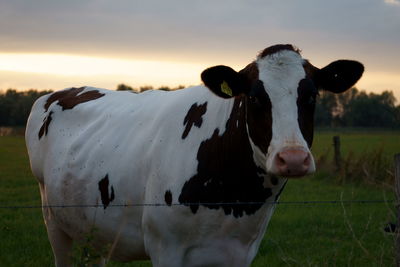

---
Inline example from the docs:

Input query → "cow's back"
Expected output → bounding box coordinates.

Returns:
[26,86,209,181]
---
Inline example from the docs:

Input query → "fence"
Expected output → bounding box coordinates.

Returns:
[0,199,395,210]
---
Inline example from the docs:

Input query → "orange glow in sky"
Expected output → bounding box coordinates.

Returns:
[0,53,205,90]
[0,52,399,102]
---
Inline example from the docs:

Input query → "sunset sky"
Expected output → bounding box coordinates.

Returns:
[0,0,399,101]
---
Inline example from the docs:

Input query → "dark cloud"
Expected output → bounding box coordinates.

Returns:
[0,0,399,70]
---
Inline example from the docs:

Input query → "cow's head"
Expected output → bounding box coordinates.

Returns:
[201,44,364,178]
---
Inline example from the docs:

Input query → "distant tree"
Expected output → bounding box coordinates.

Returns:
[139,86,153,92]
[340,90,399,128]
[116,84,135,91]
[158,85,186,91]
[174,85,186,90]
[315,88,400,128]
[0,89,52,126]
[315,91,337,127]
[158,86,172,91]
[116,84,186,92]
[395,106,400,126]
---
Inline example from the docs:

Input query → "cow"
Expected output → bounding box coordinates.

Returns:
[25,44,364,267]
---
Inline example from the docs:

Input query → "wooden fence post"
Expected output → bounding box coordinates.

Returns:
[333,136,341,172]
[395,154,400,267]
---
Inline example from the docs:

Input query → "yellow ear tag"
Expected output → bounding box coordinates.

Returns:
[221,81,233,96]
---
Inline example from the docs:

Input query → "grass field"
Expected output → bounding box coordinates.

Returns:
[0,130,399,266]
[312,129,400,159]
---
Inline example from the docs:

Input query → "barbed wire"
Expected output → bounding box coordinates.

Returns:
[0,199,396,209]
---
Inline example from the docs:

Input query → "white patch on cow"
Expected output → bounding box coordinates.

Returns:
[255,50,315,173]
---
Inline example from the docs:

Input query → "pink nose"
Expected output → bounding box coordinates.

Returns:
[274,149,311,177]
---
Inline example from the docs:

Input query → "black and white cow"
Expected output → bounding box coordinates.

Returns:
[26,44,364,267]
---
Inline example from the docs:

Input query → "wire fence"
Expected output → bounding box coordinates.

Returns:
[0,199,396,209]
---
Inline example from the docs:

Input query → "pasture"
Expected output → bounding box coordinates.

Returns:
[0,130,399,266]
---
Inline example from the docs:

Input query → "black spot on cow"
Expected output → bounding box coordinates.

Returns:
[178,98,273,218]
[270,175,279,186]
[98,174,115,209]
[44,87,105,112]
[246,80,273,154]
[296,79,318,148]
[164,190,173,206]
[38,111,53,139]
[182,102,208,139]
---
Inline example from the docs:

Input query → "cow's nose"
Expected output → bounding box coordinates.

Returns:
[274,149,311,177]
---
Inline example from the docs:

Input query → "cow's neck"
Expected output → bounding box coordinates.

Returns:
[179,96,283,218]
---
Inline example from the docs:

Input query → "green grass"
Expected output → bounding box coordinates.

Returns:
[0,136,53,266]
[0,132,399,266]
[254,178,395,266]
[312,129,400,159]
[312,130,400,186]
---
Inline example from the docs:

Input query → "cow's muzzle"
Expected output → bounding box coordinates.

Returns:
[272,147,314,177]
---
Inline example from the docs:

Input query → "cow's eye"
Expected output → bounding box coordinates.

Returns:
[298,79,318,106]
[250,96,258,104]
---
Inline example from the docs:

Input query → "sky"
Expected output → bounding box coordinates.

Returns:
[0,0,399,101]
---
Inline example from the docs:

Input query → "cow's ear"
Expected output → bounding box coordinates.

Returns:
[315,60,364,94]
[201,65,250,98]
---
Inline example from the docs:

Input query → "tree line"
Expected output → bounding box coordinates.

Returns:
[0,85,399,128]
[315,88,400,128]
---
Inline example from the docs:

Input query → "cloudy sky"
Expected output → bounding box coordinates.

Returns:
[0,0,399,100]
